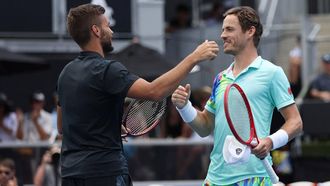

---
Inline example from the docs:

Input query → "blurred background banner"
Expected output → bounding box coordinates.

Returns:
[67,0,132,36]
[0,0,132,38]
[0,0,53,34]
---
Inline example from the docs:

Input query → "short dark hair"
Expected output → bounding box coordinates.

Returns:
[0,158,15,171]
[223,6,263,47]
[67,4,105,47]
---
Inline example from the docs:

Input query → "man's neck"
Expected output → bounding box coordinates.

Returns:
[82,43,104,58]
[232,47,258,77]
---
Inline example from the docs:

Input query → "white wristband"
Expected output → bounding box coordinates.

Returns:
[176,101,197,123]
[268,129,289,150]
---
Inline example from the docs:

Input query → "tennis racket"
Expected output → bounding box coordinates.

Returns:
[121,98,166,137]
[224,83,279,184]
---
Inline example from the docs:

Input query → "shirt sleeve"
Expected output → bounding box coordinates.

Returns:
[205,73,221,114]
[270,67,295,110]
[103,60,139,95]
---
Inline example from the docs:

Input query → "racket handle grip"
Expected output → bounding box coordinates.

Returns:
[261,158,279,184]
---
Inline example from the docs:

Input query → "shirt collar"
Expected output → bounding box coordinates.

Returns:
[79,51,104,58]
[249,56,263,69]
[223,56,263,79]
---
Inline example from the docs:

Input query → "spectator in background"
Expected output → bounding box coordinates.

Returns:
[191,86,212,111]
[0,93,18,142]
[50,92,61,142]
[203,2,224,26]
[288,35,302,98]
[0,158,20,186]
[160,87,214,139]
[34,145,61,186]
[270,35,302,183]
[165,4,192,33]
[160,100,186,138]
[309,54,330,101]
[51,92,58,134]
[16,91,53,142]
[174,87,213,179]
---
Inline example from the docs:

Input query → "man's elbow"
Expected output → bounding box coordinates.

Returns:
[144,91,166,101]
[290,117,303,140]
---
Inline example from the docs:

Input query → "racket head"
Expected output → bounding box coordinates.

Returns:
[224,83,258,147]
[122,98,166,137]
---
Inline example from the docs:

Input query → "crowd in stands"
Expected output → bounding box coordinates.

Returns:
[165,2,231,34]
[0,91,57,144]
[1,49,330,184]
[287,35,330,101]
[0,91,60,185]
[0,86,215,184]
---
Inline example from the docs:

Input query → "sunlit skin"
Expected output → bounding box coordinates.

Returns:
[220,14,258,76]
[324,63,330,75]
[310,62,330,101]
[221,15,249,55]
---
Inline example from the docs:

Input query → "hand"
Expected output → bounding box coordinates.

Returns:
[121,125,131,142]
[171,84,191,109]
[7,176,18,186]
[121,125,131,135]
[41,151,52,164]
[191,40,219,62]
[251,137,273,159]
[16,108,24,124]
[30,110,40,122]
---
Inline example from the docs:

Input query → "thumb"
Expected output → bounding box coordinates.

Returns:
[185,84,191,98]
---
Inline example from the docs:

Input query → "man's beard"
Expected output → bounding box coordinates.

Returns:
[100,29,114,54]
[101,40,114,54]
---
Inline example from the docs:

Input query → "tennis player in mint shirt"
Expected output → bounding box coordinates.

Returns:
[171,6,303,186]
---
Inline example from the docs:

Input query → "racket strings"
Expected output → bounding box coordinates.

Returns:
[227,87,251,142]
[125,100,166,135]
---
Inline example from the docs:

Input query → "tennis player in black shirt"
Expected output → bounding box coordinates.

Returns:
[57,3,219,186]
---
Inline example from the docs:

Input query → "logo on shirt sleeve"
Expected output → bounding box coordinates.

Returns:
[288,87,292,95]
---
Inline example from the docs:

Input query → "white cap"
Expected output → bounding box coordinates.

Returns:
[31,92,45,102]
[223,135,251,165]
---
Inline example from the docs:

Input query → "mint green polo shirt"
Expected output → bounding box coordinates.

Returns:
[204,56,294,185]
